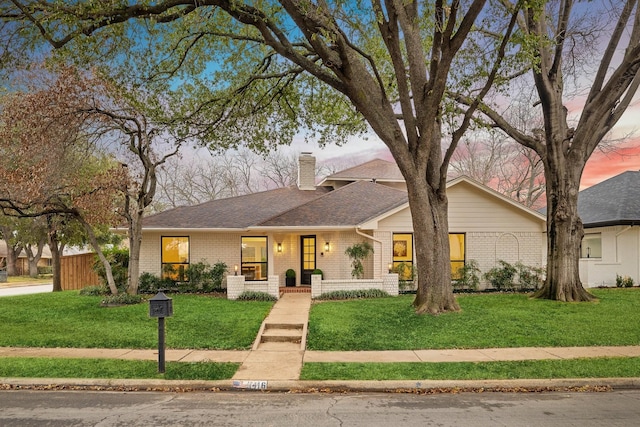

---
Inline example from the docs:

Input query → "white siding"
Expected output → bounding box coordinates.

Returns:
[448,181,545,232]
[580,226,640,287]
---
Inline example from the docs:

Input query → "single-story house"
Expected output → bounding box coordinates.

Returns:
[139,153,546,297]
[578,170,640,287]
[0,241,52,275]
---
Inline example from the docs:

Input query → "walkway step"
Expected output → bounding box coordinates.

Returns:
[264,323,303,330]
[255,342,302,351]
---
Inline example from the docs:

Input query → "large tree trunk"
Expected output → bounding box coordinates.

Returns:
[24,238,45,278]
[410,178,459,314]
[4,242,21,277]
[47,217,62,292]
[127,212,143,295]
[533,161,595,301]
[78,218,118,295]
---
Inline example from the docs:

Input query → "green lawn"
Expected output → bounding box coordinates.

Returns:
[307,288,640,350]
[0,357,238,380]
[6,275,52,285]
[301,357,640,380]
[3,288,640,381]
[0,291,273,350]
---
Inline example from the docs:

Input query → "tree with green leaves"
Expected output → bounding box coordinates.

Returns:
[1,0,524,313]
[455,0,640,302]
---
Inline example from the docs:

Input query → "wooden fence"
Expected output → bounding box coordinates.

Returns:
[60,253,101,291]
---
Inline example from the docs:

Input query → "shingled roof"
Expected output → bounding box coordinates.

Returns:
[578,170,640,228]
[257,181,408,228]
[141,186,330,229]
[321,159,404,184]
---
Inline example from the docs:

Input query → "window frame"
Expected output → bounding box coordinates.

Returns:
[241,236,268,281]
[161,236,190,281]
[449,233,466,280]
[581,233,602,259]
[392,233,414,281]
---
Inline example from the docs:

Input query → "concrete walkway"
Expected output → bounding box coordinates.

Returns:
[232,293,311,381]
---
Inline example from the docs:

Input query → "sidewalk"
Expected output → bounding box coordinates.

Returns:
[1,293,640,392]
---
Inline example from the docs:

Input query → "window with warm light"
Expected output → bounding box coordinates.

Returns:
[450,233,465,280]
[392,233,413,280]
[241,236,268,281]
[161,236,189,281]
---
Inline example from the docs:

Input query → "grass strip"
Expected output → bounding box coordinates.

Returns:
[0,292,272,350]
[301,357,640,380]
[308,288,640,350]
[0,357,239,380]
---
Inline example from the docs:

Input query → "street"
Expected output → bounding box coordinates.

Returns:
[2,389,640,426]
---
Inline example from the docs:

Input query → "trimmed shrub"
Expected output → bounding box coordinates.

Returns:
[484,260,517,291]
[312,268,323,278]
[79,285,110,296]
[515,262,545,291]
[138,261,228,294]
[100,293,144,306]
[453,259,480,291]
[236,291,277,301]
[616,274,634,288]
[315,289,390,300]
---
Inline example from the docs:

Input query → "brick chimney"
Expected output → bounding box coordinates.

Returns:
[298,152,316,191]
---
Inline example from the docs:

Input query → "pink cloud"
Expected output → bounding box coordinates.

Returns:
[582,139,640,189]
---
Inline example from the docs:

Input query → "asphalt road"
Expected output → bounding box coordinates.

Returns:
[2,389,640,426]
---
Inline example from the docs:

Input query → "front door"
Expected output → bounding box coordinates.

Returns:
[300,235,316,285]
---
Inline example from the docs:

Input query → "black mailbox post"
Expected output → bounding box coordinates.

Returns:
[149,291,173,373]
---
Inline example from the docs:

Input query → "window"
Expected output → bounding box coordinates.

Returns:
[161,236,189,281]
[581,234,602,258]
[241,236,268,281]
[392,233,413,280]
[449,233,465,280]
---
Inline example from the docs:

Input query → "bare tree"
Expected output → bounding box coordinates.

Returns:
[449,130,546,209]
[456,0,640,301]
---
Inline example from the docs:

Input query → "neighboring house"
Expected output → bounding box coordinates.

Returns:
[0,241,52,275]
[578,171,640,287]
[138,153,546,297]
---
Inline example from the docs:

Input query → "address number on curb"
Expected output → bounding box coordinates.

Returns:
[232,380,268,390]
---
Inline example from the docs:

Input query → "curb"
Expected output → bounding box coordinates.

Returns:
[2,377,640,393]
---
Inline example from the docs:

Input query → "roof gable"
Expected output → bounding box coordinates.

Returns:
[447,175,546,223]
[578,170,640,227]
[257,181,408,228]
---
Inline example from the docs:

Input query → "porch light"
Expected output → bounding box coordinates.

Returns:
[234,264,238,275]
[277,242,282,253]
[388,263,393,273]
[324,242,330,252]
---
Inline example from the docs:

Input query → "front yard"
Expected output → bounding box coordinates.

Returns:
[1,288,639,381]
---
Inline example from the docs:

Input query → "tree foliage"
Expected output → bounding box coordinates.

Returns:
[0,0,525,314]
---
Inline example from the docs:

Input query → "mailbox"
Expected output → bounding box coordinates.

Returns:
[149,291,173,318]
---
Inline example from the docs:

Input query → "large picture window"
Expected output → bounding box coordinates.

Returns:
[449,233,465,280]
[581,234,602,258]
[392,233,414,281]
[161,236,189,281]
[242,236,268,281]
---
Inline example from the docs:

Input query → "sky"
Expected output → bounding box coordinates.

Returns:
[293,100,640,191]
